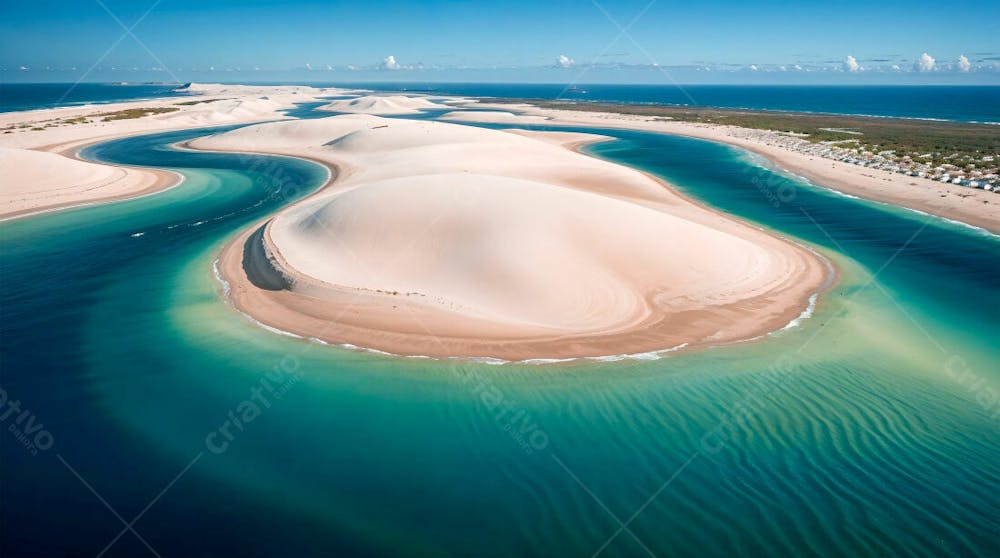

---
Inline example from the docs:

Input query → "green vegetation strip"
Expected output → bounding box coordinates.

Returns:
[94,107,180,121]
[175,98,234,106]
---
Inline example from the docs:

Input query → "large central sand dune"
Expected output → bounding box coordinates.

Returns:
[193,115,829,360]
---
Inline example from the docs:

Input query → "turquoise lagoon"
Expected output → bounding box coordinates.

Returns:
[1,118,997,557]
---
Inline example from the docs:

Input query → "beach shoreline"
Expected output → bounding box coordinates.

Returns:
[0,135,184,222]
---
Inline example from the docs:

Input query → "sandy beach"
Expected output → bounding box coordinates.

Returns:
[192,115,830,360]
[0,83,341,219]
[465,104,1000,233]
[0,146,179,220]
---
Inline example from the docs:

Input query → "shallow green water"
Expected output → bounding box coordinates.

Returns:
[1,123,997,557]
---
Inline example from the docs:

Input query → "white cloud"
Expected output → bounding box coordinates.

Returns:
[843,55,860,72]
[383,55,400,70]
[914,52,935,72]
[957,54,971,72]
[557,54,574,68]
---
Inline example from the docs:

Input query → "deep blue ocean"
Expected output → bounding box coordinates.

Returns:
[3,82,1000,122]
[344,83,1000,122]
[0,83,190,113]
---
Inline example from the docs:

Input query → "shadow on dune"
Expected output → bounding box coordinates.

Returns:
[242,223,291,291]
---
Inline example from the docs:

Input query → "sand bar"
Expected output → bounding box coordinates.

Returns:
[193,115,831,360]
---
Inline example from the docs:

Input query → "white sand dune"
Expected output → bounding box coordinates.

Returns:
[0,83,340,219]
[439,110,552,125]
[195,115,829,359]
[180,83,321,96]
[438,97,480,105]
[273,173,783,331]
[317,95,447,115]
[0,147,168,219]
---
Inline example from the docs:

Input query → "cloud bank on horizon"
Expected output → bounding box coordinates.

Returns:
[281,51,995,75]
[9,50,997,82]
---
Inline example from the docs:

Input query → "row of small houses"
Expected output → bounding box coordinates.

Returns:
[896,166,1000,192]
[822,149,1000,193]
[928,173,1000,191]
[753,133,1000,193]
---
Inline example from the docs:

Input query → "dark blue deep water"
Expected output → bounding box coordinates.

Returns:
[5,82,1000,122]
[0,83,190,112]
[340,83,1000,122]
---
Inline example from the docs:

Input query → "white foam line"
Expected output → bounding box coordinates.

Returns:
[213,271,824,365]
[211,257,231,296]
[253,320,307,340]
[892,206,1000,239]
[583,343,690,362]
[299,340,692,366]
[763,241,836,339]
[211,247,826,366]
[776,293,818,333]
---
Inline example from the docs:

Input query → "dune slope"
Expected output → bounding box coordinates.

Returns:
[318,95,447,115]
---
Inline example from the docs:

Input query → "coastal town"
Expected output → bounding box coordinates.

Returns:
[737,127,1000,192]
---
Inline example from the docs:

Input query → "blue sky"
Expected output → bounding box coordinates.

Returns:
[3,0,999,83]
